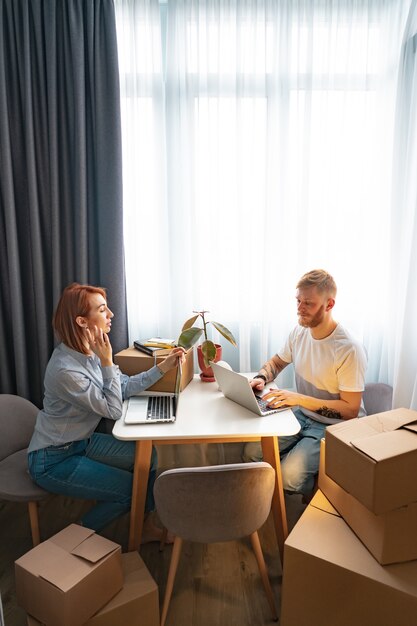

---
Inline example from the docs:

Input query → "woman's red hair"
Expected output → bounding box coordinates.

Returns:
[53,283,107,355]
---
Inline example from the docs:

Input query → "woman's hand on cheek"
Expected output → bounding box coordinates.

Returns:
[88,325,113,366]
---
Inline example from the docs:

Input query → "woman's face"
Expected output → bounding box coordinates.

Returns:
[84,293,114,333]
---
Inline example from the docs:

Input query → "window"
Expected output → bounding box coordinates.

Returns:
[115,0,409,376]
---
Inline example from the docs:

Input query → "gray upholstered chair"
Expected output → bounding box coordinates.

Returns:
[154,462,278,626]
[0,394,49,546]
[363,382,393,415]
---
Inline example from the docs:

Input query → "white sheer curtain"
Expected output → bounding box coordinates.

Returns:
[115,0,412,399]
[390,0,417,409]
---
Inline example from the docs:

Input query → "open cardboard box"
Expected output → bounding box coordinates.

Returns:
[281,490,417,626]
[26,551,159,626]
[319,438,417,564]
[15,524,123,626]
[325,408,417,514]
[114,347,194,393]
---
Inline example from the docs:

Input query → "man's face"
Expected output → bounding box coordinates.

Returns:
[296,286,332,328]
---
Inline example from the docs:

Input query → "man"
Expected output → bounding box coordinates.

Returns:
[243,269,367,500]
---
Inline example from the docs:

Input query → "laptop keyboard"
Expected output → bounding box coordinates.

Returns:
[256,396,272,413]
[147,396,172,421]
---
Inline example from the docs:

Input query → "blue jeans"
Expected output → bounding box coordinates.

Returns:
[242,409,326,496]
[28,433,157,532]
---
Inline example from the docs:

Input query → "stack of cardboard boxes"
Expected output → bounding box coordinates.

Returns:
[15,524,159,626]
[281,408,417,626]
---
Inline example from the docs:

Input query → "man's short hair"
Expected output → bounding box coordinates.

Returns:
[296,269,337,297]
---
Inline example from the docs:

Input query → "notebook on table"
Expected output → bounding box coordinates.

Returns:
[123,362,182,424]
[210,361,290,417]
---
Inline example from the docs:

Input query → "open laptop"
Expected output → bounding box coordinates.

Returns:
[123,362,182,424]
[211,361,290,417]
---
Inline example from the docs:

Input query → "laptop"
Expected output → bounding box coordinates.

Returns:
[210,361,290,417]
[123,362,182,424]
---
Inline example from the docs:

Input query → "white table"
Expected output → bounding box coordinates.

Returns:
[113,375,300,562]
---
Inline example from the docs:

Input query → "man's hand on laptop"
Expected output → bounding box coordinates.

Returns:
[250,377,266,392]
[158,347,186,373]
[263,388,297,409]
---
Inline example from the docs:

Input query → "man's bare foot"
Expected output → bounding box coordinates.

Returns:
[141,512,174,545]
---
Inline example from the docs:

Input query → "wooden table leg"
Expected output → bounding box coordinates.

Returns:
[261,435,288,564]
[128,439,153,552]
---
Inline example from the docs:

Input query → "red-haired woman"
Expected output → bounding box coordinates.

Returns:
[28,283,185,539]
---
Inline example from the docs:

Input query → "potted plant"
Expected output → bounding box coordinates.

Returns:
[177,310,237,381]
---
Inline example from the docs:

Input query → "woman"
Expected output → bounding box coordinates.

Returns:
[28,283,185,539]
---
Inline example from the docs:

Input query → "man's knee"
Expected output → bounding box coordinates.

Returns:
[281,450,317,495]
[242,441,263,462]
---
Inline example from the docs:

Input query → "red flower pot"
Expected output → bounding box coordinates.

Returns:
[197,344,222,382]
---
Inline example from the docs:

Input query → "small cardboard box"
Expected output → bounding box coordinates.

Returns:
[27,551,159,626]
[325,408,417,514]
[15,524,123,626]
[281,490,417,626]
[319,438,417,564]
[114,347,194,393]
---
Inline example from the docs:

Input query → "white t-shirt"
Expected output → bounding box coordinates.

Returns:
[278,323,367,424]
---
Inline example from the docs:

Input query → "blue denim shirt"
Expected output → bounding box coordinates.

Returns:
[28,343,163,452]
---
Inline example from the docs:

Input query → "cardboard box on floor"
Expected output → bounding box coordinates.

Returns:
[280,491,417,626]
[114,347,194,393]
[319,438,417,564]
[325,408,417,514]
[15,524,123,626]
[26,551,159,626]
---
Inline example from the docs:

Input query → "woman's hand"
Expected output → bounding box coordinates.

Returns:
[158,347,186,374]
[262,388,301,409]
[86,325,113,367]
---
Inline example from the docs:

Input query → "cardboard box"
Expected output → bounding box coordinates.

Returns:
[114,346,194,393]
[27,551,159,626]
[319,438,417,564]
[325,408,417,514]
[281,491,417,626]
[16,524,123,626]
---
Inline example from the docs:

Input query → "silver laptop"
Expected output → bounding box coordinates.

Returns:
[123,363,182,424]
[211,361,289,417]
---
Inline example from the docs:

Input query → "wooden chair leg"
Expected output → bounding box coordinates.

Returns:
[160,536,183,626]
[250,531,278,621]
[28,501,41,546]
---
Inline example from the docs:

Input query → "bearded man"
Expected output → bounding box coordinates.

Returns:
[243,269,367,501]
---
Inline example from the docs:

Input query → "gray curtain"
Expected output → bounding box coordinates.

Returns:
[0,0,128,407]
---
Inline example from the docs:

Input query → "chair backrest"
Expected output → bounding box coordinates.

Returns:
[363,383,393,416]
[0,394,39,461]
[154,462,275,543]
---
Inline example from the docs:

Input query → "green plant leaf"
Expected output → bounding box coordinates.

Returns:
[211,322,237,347]
[177,327,203,349]
[181,315,200,331]
[201,340,217,366]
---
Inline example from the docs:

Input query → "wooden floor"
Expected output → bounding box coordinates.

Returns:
[0,493,305,626]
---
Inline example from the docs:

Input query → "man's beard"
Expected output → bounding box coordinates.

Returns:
[298,305,326,328]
